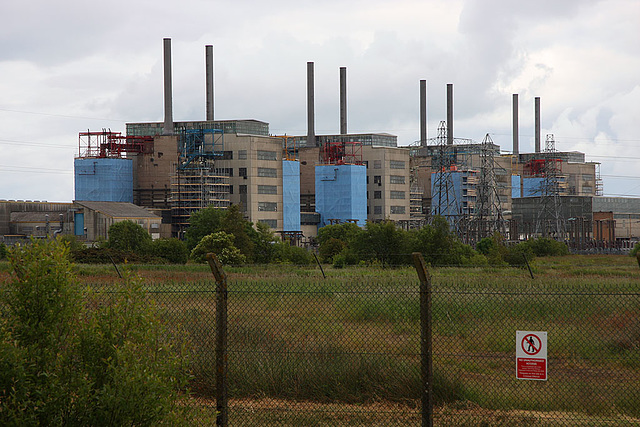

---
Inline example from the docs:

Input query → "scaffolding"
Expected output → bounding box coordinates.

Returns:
[171,127,229,237]
[320,138,363,165]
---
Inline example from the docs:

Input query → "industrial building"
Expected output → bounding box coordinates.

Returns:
[2,39,639,252]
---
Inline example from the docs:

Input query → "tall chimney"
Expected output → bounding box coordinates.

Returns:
[340,67,347,135]
[534,97,541,153]
[205,45,214,122]
[512,94,519,155]
[420,80,427,144]
[162,38,174,135]
[307,62,316,147]
[446,83,453,145]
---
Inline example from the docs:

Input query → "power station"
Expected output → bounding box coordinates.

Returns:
[2,38,639,251]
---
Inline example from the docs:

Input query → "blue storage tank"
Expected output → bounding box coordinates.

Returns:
[315,164,366,228]
[282,160,301,231]
[74,158,133,202]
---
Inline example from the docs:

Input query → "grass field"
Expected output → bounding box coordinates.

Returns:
[1,254,639,425]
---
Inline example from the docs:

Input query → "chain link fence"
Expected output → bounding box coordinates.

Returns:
[149,254,639,426]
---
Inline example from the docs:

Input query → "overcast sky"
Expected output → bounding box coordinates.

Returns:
[1,0,638,202]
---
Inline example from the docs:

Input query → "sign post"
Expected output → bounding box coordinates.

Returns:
[516,331,547,381]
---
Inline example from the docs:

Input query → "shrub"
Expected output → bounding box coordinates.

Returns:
[272,242,314,265]
[190,231,246,265]
[0,242,8,259]
[151,238,189,264]
[524,237,569,257]
[106,220,152,254]
[0,239,189,425]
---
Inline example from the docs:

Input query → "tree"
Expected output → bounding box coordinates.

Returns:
[253,222,279,263]
[221,204,256,262]
[107,220,152,254]
[352,220,410,266]
[190,231,246,265]
[151,238,189,264]
[317,223,363,263]
[185,207,226,250]
[0,239,188,425]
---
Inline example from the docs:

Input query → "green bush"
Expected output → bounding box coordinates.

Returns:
[0,239,189,425]
[190,231,246,265]
[272,242,314,265]
[106,220,152,254]
[151,238,189,264]
[0,242,8,259]
[523,237,569,257]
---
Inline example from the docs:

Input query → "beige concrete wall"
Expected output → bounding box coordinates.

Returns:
[363,146,411,223]
[220,134,284,230]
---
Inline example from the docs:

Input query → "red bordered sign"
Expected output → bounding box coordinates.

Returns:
[516,331,547,380]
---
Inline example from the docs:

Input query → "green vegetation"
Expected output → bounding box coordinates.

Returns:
[190,231,246,265]
[0,239,190,425]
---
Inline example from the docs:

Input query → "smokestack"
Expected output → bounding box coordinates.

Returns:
[534,97,541,153]
[307,62,316,147]
[163,38,174,135]
[206,45,214,122]
[512,94,519,155]
[420,80,427,144]
[340,67,347,135]
[446,83,453,145]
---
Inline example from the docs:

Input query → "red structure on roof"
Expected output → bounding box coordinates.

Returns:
[321,140,363,165]
[78,130,154,159]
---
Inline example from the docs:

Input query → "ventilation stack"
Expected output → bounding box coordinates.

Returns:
[307,62,316,147]
[163,38,174,135]
[513,94,519,155]
[206,45,214,121]
[420,80,427,144]
[446,83,453,145]
[535,97,541,153]
[340,67,347,135]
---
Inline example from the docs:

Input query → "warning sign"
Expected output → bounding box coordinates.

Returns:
[516,331,547,381]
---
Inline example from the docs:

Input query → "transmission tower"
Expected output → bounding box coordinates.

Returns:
[535,134,565,238]
[430,121,460,226]
[472,133,506,242]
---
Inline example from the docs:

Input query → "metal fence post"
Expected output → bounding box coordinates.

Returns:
[412,252,433,427]
[207,253,228,427]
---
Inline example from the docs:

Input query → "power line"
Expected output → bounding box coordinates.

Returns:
[0,108,125,123]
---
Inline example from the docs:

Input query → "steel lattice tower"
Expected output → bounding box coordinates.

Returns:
[431,121,460,224]
[535,134,565,238]
[473,133,505,241]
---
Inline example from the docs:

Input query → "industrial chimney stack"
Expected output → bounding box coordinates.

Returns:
[206,45,214,122]
[446,83,453,145]
[162,38,174,135]
[512,94,519,155]
[307,62,316,147]
[535,97,541,153]
[420,80,427,144]
[340,67,347,135]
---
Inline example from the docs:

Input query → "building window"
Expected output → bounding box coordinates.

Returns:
[239,167,247,178]
[374,205,382,215]
[373,175,382,185]
[257,150,278,161]
[228,185,233,195]
[259,219,277,229]
[258,202,277,212]
[390,175,405,184]
[390,205,406,214]
[390,160,405,169]
[374,191,382,199]
[223,151,233,160]
[374,160,382,169]
[219,168,233,177]
[238,150,247,160]
[258,185,277,195]
[390,191,405,199]
[239,185,247,194]
[258,167,277,178]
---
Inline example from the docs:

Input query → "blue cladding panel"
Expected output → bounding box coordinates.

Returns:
[522,177,544,197]
[315,164,367,228]
[74,158,133,202]
[512,175,522,198]
[282,160,301,231]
